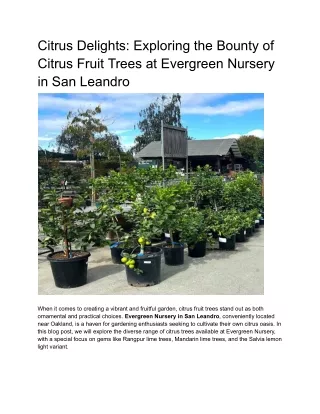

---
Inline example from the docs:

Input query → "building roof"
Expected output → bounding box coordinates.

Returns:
[136,138,242,158]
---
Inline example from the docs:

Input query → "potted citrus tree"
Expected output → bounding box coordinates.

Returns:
[214,210,241,250]
[235,211,249,242]
[121,203,163,287]
[246,209,260,234]
[94,202,133,264]
[142,182,191,266]
[92,174,136,264]
[244,211,254,237]
[39,189,101,288]
[190,165,224,210]
[223,171,263,212]
[259,212,264,226]
[255,211,263,228]
[179,207,209,258]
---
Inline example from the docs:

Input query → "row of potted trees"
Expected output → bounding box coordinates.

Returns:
[39,167,264,289]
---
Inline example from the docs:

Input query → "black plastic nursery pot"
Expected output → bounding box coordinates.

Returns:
[252,225,256,233]
[219,235,236,250]
[236,229,247,242]
[122,247,162,287]
[47,251,91,288]
[259,217,264,225]
[255,219,260,229]
[188,240,206,258]
[246,227,253,237]
[163,243,184,266]
[110,243,124,264]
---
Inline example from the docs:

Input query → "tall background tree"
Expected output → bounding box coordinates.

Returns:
[57,106,107,154]
[56,106,123,159]
[132,94,192,153]
[237,135,264,172]
[49,105,134,184]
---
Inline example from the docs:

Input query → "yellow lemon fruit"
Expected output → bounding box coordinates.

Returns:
[146,241,151,245]
[143,208,148,214]
[129,264,135,269]
[150,212,156,219]
[121,257,127,263]
[130,260,135,265]
[138,237,145,244]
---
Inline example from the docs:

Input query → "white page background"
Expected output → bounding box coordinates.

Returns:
[1,1,319,413]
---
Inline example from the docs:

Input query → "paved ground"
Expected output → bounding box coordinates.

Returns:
[38,228,264,295]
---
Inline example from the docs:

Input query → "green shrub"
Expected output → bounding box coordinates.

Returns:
[179,207,209,246]
[210,209,242,239]
[223,171,263,211]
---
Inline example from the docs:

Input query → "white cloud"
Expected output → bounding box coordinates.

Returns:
[38,117,66,132]
[245,129,264,138]
[38,93,264,118]
[212,129,264,139]
[180,93,227,106]
[38,136,55,141]
[113,129,131,135]
[122,144,134,151]
[38,93,160,114]
[38,95,112,111]
[38,116,135,136]
[184,98,264,116]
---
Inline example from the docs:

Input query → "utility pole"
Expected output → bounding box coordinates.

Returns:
[89,137,96,205]
[161,120,164,171]
[186,130,189,180]
[161,95,165,172]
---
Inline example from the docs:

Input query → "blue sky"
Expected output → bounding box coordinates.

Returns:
[38,93,264,151]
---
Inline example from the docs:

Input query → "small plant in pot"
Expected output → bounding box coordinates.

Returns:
[249,208,261,229]
[214,210,241,250]
[121,204,163,287]
[179,207,210,258]
[242,211,254,237]
[255,214,261,228]
[258,197,264,224]
[235,211,249,242]
[259,209,264,225]
[39,190,99,288]
[247,209,260,233]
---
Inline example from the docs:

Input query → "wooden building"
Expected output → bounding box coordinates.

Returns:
[135,138,243,172]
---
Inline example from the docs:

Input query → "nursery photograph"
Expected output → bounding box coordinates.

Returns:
[38,93,264,295]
